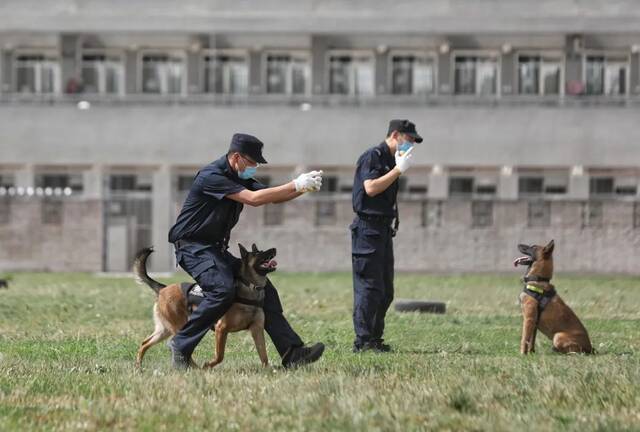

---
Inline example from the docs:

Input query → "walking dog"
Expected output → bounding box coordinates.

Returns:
[514,240,593,354]
[133,243,278,368]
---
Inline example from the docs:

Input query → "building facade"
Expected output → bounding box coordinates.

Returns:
[1,1,639,273]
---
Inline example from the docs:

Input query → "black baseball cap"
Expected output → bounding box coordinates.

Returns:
[229,133,268,164]
[387,119,423,143]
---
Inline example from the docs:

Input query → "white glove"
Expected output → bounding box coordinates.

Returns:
[395,146,414,174]
[294,170,323,192]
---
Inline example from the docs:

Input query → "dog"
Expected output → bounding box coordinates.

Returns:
[133,243,278,369]
[513,240,593,354]
[0,276,10,289]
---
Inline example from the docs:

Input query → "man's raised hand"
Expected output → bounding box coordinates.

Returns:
[294,170,324,192]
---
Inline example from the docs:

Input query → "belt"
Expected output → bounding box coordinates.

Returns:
[357,213,394,223]
[174,239,228,252]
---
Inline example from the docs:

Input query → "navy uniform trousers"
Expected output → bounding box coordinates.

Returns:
[171,241,303,358]
[350,217,394,346]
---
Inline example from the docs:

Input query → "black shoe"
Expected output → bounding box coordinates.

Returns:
[169,340,191,371]
[353,341,392,353]
[282,343,325,368]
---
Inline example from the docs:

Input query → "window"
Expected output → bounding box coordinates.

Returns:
[328,53,374,96]
[421,201,441,227]
[177,175,194,192]
[454,55,498,95]
[203,53,248,94]
[519,175,567,196]
[390,54,435,95]
[585,55,628,95]
[519,177,544,195]
[81,53,124,94]
[320,176,338,194]
[0,174,14,188]
[449,177,474,197]
[265,53,309,95]
[264,204,284,226]
[315,201,337,226]
[35,173,83,193]
[528,201,551,228]
[110,175,151,192]
[14,54,60,94]
[582,202,603,228]
[471,201,493,228]
[42,200,63,225]
[518,55,561,95]
[141,54,184,94]
[589,177,614,197]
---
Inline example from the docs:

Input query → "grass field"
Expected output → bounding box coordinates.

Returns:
[0,271,639,431]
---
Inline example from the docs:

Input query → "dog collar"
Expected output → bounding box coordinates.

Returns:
[523,275,551,283]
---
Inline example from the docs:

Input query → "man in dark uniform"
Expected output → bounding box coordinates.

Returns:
[350,119,421,352]
[168,133,325,369]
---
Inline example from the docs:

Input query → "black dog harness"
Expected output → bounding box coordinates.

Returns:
[521,275,556,349]
[180,282,264,310]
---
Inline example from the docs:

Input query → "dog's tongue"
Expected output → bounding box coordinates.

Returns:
[267,260,278,268]
[513,256,531,267]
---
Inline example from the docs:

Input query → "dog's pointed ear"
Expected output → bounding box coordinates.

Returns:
[252,243,258,253]
[238,243,248,259]
[543,239,555,256]
[517,244,530,255]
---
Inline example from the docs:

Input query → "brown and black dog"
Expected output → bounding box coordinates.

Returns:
[133,243,278,369]
[514,240,593,354]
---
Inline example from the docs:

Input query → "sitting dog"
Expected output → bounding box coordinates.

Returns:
[133,243,278,368]
[514,240,593,354]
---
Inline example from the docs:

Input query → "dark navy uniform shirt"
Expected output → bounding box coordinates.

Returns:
[352,142,398,217]
[168,154,266,244]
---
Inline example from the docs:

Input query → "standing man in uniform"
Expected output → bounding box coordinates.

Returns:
[168,133,326,369]
[350,119,421,352]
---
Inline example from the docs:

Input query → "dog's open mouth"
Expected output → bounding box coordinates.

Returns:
[513,256,533,267]
[255,248,278,274]
[259,258,278,271]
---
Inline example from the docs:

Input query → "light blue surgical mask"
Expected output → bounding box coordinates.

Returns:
[398,141,414,153]
[238,166,257,180]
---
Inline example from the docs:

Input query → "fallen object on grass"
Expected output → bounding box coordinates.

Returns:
[394,299,446,314]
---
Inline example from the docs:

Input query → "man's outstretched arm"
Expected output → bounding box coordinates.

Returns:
[228,171,323,207]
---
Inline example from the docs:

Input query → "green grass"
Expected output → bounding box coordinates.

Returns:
[0,272,639,431]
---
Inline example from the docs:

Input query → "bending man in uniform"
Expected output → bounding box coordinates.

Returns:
[350,119,421,352]
[168,133,325,369]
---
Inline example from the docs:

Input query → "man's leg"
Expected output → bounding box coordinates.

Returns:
[172,253,236,361]
[372,233,394,345]
[263,278,304,357]
[263,279,324,367]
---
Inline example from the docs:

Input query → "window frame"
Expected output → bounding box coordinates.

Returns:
[137,49,187,95]
[451,50,501,96]
[325,49,376,96]
[262,49,311,96]
[79,48,126,95]
[582,51,630,96]
[12,49,61,94]
[515,50,565,96]
[200,49,250,95]
[387,50,438,96]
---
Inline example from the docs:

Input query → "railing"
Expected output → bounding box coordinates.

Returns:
[0,92,639,108]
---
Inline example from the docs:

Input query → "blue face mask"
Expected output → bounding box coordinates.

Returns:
[398,141,414,153]
[238,166,257,180]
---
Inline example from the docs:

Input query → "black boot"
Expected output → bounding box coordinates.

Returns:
[169,340,191,371]
[282,342,325,368]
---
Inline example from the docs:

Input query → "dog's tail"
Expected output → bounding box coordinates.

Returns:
[133,247,166,294]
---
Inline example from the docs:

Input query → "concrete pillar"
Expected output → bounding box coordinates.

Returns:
[125,49,138,94]
[60,34,78,93]
[15,165,34,188]
[83,165,104,199]
[428,165,448,199]
[568,166,589,200]
[151,165,173,271]
[501,51,515,96]
[0,49,11,92]
[437,49,451,95]
[498,166,518,200]
[249,49,263,94]
[375,49,389,95]
[630,51,640,95]
[311,36,328,94]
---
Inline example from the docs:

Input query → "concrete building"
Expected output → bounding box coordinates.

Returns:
[1,1,639,273]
